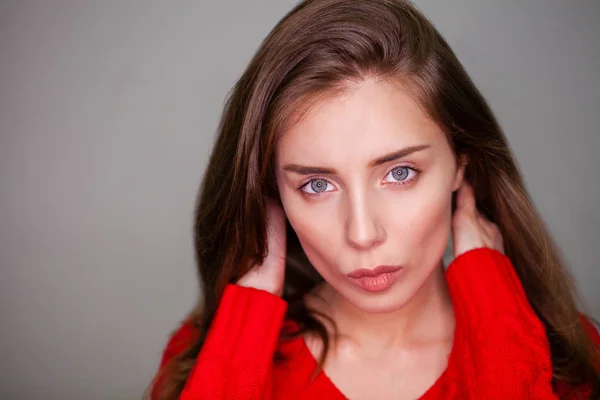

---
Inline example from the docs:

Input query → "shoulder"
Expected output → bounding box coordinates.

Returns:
[150,319,198,399]
[579,313,600,373]
[158,318,199,369]
[554,315,600,399]
[580,314,600,345]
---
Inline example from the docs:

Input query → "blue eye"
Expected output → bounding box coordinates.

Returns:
[301,178,334,195]
[384,166,417,184]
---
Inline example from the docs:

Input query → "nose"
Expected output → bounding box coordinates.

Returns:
[344,194,385,251]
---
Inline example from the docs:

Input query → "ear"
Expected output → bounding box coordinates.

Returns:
[451,154,468,192]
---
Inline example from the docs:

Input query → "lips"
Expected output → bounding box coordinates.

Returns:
[346,265,404,292]
[347,265,402,279]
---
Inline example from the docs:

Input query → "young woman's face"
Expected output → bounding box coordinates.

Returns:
[275,79,465,313]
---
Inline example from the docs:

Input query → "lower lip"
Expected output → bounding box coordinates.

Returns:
[348,269,403,292]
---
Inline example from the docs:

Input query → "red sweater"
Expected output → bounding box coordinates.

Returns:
[153,248,599,399]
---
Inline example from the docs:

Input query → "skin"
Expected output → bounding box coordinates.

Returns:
[238,78,504,399]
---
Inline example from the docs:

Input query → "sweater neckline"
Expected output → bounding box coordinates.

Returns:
[290,319,462,399]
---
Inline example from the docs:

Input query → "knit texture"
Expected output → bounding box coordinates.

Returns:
[153,248,599,399]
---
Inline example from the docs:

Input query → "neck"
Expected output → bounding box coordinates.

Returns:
[316,262,454,355]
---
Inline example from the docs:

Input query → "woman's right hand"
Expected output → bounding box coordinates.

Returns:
[237,199,287,297]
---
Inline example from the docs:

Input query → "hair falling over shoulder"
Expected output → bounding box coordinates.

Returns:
[149,1,600,398]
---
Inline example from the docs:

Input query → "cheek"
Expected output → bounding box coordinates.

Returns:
[279,188,344,279]
[278,171,331,233]
[287,208,336,249]
[385,180,453,266]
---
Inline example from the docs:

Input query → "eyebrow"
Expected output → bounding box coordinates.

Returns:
[282,144,431,175]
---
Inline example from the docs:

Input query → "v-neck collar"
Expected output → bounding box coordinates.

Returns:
[282,319,462,399]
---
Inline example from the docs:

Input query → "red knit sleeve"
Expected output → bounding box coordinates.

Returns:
[446,247,560,399]
[150,318,197,400]
[178,284,288,400]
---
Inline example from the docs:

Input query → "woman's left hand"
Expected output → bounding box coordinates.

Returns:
[452,181,504,258]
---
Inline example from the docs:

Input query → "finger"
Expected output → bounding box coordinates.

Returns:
[265,199,287,258]
[489,223,505,254]
[475,211,489,231]
[475,210,492,234]
[476,212,504,253]
[455,181,476,214]
[474,210,493,234]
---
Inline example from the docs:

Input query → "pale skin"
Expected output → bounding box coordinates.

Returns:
[238,79,504,400]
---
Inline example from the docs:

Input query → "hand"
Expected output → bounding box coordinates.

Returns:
[452,181,504,258]
[237,199,287,296]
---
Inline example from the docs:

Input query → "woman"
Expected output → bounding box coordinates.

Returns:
[149,0,600,399]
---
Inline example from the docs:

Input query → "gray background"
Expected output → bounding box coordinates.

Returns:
[1,0,598,399]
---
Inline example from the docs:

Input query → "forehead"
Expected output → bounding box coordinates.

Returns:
[275,80,447,165]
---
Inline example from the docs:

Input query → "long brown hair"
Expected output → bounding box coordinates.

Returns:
[151,0,600,398]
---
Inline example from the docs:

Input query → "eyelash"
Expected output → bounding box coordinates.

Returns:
[297,164,422,198]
